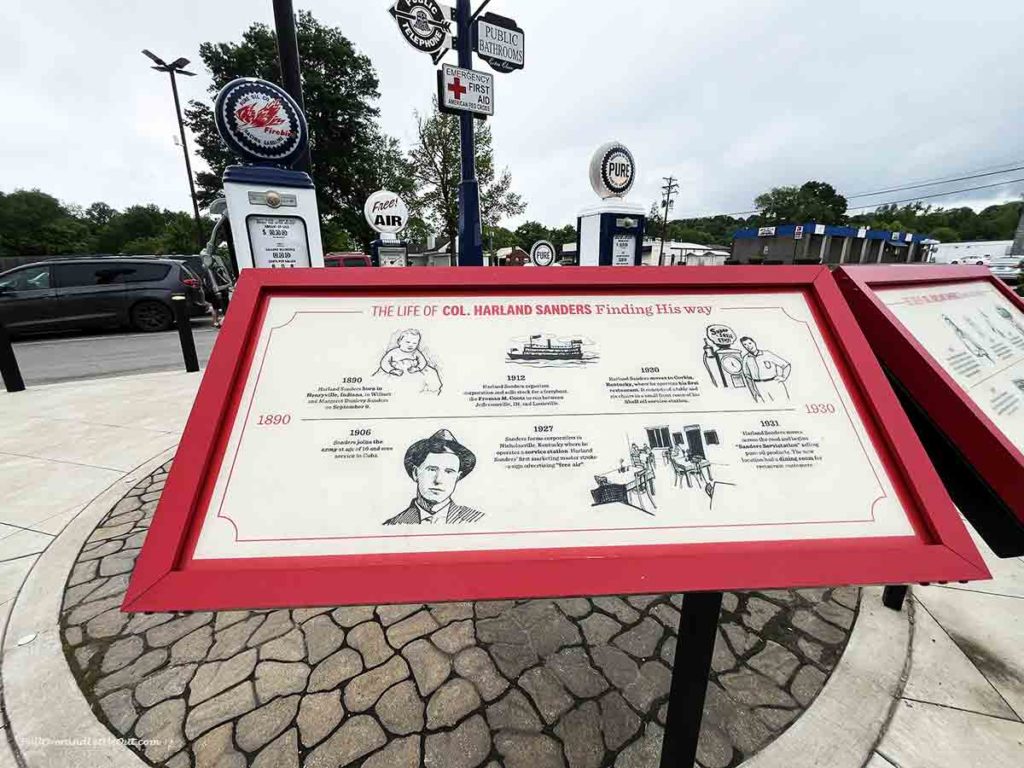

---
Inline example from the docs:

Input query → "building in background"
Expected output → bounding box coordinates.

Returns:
[642,239,730,266]
[731,224,929,265]
[927,240,1012,265]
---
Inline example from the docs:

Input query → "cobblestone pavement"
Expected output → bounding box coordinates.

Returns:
[60,462,860,768]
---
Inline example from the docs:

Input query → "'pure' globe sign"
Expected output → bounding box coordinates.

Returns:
[589,142,636,199]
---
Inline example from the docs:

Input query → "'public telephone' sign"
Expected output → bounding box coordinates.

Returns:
[388,0,453,57]
[364,190,409,235]
[438,64,494,118]
[474,12,525,73]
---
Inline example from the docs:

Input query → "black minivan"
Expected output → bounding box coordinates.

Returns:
[0,258,209,334]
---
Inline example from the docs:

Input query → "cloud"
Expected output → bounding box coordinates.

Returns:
[2,0,1022,231]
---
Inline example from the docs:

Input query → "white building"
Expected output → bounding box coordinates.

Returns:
[927,240,1012,265]
[642,239,730,267]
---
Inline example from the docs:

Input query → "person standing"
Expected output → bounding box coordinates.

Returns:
[739,336,792,402]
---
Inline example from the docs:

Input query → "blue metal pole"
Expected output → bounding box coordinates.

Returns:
[456,0,483,266]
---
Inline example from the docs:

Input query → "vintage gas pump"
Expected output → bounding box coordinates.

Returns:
[365,190,410,267]
[577,142,646,266]
[215,79,325,270]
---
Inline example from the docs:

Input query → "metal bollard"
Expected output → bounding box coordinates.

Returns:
[0,321,26,393]
[170,295,200,373]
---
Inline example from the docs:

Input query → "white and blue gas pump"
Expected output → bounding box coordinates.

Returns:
[214,78,325,270]
[577,142,646,266]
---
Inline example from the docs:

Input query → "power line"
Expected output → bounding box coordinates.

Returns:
[845,176,1024,211]
[677,170,1024,220]
[847,162,1024,199]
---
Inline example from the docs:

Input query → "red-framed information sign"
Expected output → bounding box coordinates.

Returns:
[124,267,987,612]
[836,265,1024,553]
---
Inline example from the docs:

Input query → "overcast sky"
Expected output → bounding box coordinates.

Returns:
[3,0,1023,229]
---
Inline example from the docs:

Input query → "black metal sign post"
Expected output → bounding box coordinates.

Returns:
[659,591,723,768]
[454,0,483,266]
[388,0,523,268]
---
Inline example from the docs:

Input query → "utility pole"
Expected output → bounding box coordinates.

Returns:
[455,0,484,266]
[272,0,311,174]
[659,176,679,266]
[142,50,204,252]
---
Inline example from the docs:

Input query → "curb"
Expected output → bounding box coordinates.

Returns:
[1,448,176,768]
[739,586,912,768]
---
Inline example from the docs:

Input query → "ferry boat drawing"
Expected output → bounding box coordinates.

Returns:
[508,335,584,361]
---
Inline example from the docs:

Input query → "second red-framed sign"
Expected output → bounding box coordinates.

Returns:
[124,266,987,612]
[836,265,1024,555]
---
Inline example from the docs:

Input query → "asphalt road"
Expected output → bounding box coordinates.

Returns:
[9,320,220,386]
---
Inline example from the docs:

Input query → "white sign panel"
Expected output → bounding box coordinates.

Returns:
[878,280,1024,450]
[475,15,525,72]
[190,291,914,562]
[794,225,804,241]
[246,215,311,268]
[438,64,494,117]
[612,235,635,266]
[757,227,776,237]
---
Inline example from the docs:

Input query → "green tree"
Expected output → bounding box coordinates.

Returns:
[0,190,91,257]
[513,221,550,249]
[184,11,413,250]
[928,226,960,243]
[755,181,847,225]
[408,100,525,256]
[483,225,516,251]
[549,225,577,247]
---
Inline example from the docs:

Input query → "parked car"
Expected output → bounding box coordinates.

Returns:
[989,254,1024,285]
[324,252,372,267]
[0,258,208,335]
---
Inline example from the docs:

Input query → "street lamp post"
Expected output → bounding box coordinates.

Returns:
[142,49,204,252]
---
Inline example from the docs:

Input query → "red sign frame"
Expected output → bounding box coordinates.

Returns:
[836,265,1024,531]
[123,267,987,612]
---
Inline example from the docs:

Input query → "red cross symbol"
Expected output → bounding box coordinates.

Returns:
[447,76,467,100]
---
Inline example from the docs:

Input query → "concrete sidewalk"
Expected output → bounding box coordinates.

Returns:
[1,370,1022,767]
[0,370,202,765]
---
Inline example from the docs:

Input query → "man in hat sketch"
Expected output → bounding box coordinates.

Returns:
[384,429,484,525]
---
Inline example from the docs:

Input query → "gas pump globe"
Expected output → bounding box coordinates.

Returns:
[576,142,646,266]
[215,78,325,271]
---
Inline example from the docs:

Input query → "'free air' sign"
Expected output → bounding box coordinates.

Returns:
[437,64,494,118]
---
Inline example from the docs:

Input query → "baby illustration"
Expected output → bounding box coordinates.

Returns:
[379,330,427,377]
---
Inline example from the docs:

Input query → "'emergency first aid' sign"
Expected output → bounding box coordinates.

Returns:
[438,64,494,118]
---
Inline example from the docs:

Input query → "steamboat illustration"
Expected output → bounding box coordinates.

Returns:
[508,335,585,361]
